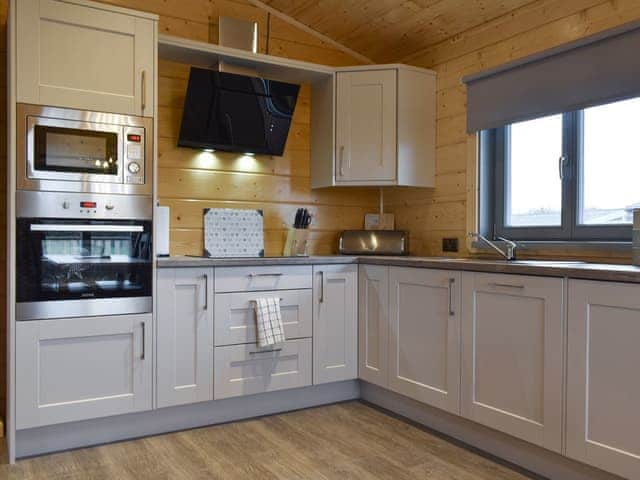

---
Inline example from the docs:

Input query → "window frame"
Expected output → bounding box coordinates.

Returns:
[484,108,633,242]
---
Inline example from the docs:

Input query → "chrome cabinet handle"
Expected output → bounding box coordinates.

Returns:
[448,278,455,316]
[248,272,283,278]
[141,70,146,112]
[203,274,209,310]
[558,155,567,180]
[319,271,324,303]
[140,321,145,360]
[490,283,525,290]
[249,348,282,355]
[339,146,345,177]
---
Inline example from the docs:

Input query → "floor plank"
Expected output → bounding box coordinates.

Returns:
[0,402,534,479]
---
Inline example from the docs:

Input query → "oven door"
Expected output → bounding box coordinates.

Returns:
[16,218,152,320]
[27,115,124,184]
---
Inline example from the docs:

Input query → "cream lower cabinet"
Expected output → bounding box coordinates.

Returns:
[461,273,564,452]
[17,0,156,116]
[388,268,461,413]
[566,280,640,480]
[313,265,358,385]
[16,314,152,430]
[358,264,390,387]
[157,268,214,408]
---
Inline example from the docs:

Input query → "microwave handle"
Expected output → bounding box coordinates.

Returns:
[30,224,144,233]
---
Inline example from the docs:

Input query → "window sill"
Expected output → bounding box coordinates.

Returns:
[471,240,631,252]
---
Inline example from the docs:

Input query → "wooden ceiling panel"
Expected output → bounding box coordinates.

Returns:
[259,0,538,63]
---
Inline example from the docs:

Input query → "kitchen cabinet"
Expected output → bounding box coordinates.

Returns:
[16,0,156,116]
[460,273,564,453]
[358,264,390,387]
[313,265,358,385]
[157,268,214,408]
[566,280,640,480]
[16,314,152,430]
[321,66,435,187]
[388,268,461,413]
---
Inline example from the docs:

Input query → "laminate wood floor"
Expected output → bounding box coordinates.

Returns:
[0,402,534,480]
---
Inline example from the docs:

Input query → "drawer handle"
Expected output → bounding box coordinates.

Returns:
[248,273,284,278]
[140,321,145,360]
[319,271,324,303]
[203,274,209,310]
[448,278,455,316]
[249,348,283,355]
[490,283,525,290]
[250,298,284,304]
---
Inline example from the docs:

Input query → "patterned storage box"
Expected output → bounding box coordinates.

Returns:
[203,208,264,257]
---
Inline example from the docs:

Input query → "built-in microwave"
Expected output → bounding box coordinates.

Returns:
[17,103,152,195]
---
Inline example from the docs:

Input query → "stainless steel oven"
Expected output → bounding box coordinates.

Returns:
[17,103,152,195]
[16,191,153,321]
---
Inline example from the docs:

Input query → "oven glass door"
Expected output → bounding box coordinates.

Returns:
[28,116,123,184]
[17,218,152,303]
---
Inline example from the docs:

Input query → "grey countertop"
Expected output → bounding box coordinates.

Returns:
[157,255,640,283]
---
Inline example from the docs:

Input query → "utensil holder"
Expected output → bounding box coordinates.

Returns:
[283,228,310,257]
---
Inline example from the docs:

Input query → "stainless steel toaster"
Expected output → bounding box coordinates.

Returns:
[338,230,409,256]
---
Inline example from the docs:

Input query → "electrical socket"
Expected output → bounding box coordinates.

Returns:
[442,238,459,253]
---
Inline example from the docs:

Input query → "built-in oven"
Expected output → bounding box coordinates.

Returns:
[17,103,152,195]
[16,191,153,321]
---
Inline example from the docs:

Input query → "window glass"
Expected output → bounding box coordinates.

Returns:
[580,97,640,225]
[506,114,563,227]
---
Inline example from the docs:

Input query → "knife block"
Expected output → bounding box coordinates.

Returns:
[283,228,309,257]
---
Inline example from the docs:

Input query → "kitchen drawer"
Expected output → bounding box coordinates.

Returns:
[215,266,312,293]
[215,290,312,346]
[214,338,312,400]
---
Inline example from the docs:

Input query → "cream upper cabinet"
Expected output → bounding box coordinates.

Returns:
[326,66,435,188]
[157,268,214,408]
[567,280,640,480]
[313,265,358,385]
[358,264,390,387]
[461,273,564,453]
[388,268,461,414]
[16,0,156,116]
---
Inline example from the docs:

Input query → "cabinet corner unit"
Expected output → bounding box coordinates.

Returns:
[16,0,157,117]
[311,65,436,188]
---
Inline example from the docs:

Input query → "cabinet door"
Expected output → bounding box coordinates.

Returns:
[16,314,152,429]
[388,268,460,413]
[461,273,564,452]
[336,70,397,183]
[567,280,640,480]
[157,268,213,408]
[358,264,389,387]
[17,0,155,116]
[313,265,358,385]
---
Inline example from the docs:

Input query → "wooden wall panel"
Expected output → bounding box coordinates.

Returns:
[387,0,640,263]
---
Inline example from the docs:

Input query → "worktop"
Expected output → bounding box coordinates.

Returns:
[157,255,640,283]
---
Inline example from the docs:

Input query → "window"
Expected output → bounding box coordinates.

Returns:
[482,97,640,241]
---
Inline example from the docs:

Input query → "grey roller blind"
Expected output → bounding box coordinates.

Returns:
[463,20,640,133]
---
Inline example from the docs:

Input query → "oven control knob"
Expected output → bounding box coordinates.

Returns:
[62,201,70,209]
[105,203,115,211]
[128,162,141,174]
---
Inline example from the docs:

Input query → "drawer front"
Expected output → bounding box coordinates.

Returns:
[214,338,312,400]
[215,290,312,346]
[215,266,312,293]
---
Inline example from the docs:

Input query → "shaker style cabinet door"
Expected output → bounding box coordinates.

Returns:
[566,280,640,480]
[336,70,397,183]
[17,0,155,116]
[157,268,214,408]
[313,265,358,385]
[358,264,390,387]
[460,273,564,453]
[16,314,152,429]
[388,267,461,413]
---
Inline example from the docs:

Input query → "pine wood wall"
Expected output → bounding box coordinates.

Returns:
[386,0,640,263]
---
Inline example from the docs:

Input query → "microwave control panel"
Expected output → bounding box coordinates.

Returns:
[124,127,145,185]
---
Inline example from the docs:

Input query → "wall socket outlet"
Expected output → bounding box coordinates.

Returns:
[442,238,459,253]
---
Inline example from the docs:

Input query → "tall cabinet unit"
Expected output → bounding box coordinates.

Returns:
[16,0,156,116]
[460,273,564,453]
[388,268,461,413]
[566,280,640,480]
[313,265,358,384]
[156,268,214,408]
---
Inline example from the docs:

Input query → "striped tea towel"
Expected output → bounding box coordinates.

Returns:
[254,297,286,347]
